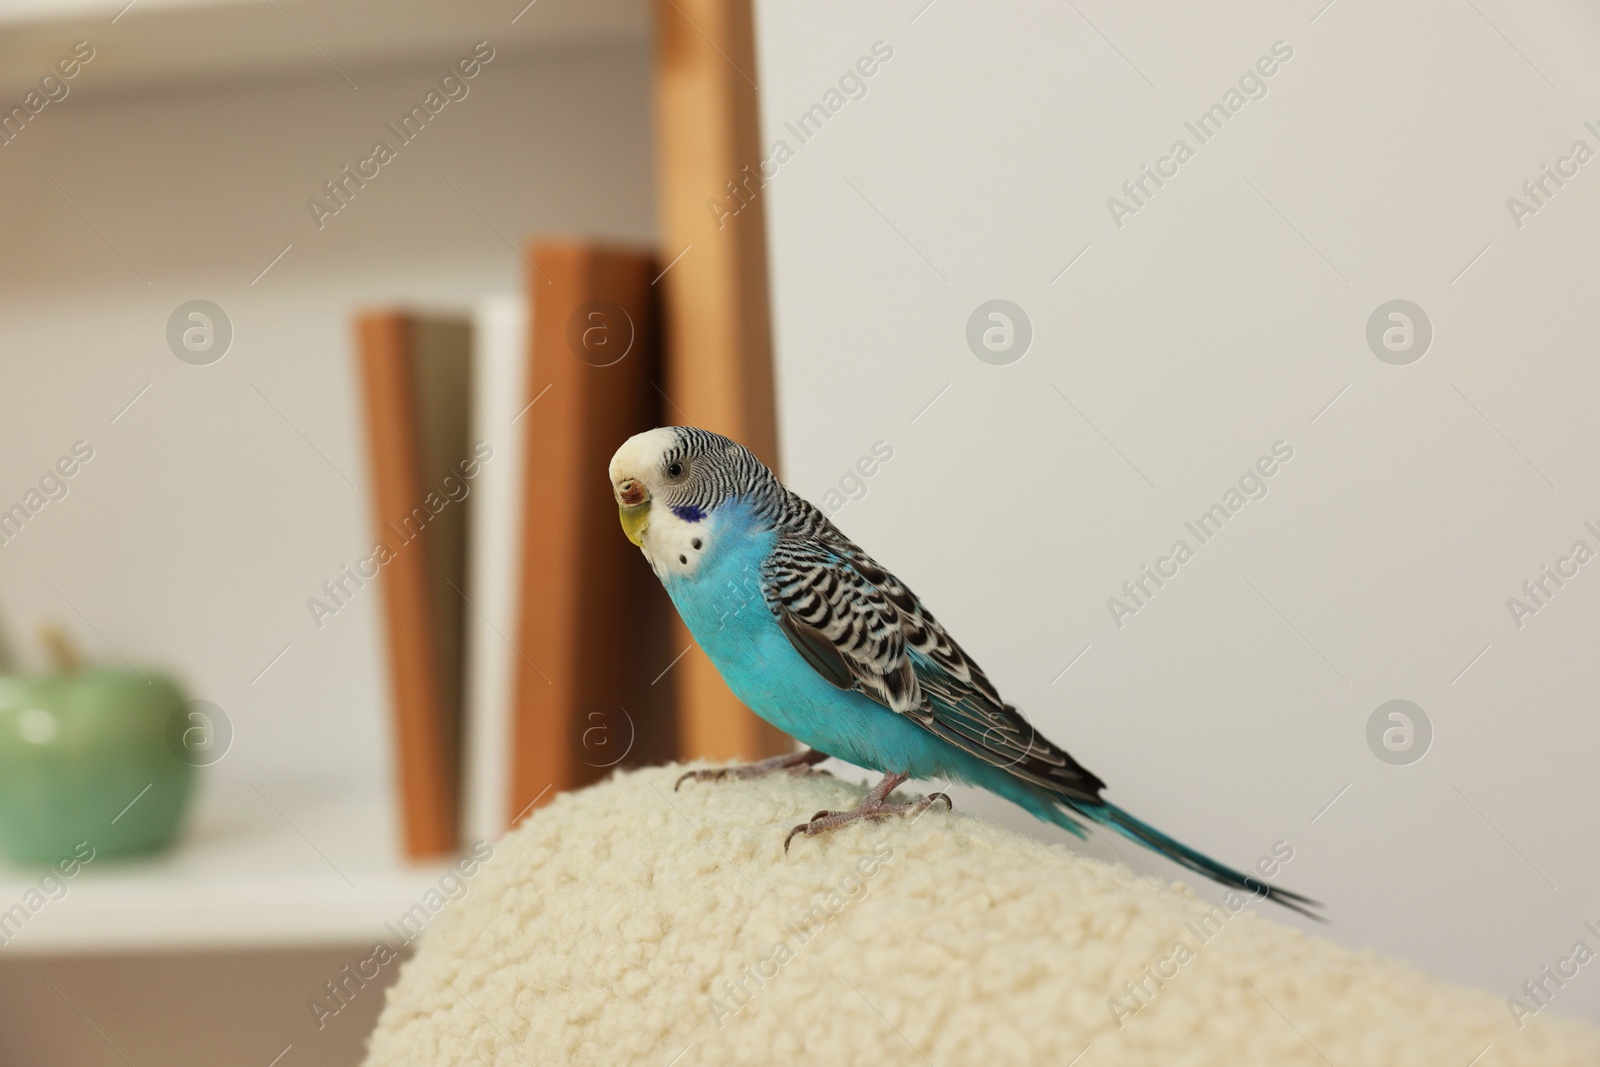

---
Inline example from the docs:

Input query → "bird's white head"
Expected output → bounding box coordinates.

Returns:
[608,425,772,581]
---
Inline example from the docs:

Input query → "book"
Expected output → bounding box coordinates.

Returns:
[355,311,472,858]
[653,0,790,763]
[460,294,529,844]
[507,240,678,825]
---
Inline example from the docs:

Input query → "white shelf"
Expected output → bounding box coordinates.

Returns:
[0,0,647,99]
[0,776,458,956]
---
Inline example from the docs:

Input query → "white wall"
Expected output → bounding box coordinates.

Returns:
[0,42,655,820]
[756,0,1600,1024]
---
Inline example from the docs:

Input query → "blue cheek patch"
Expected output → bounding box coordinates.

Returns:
[672,504,707,523]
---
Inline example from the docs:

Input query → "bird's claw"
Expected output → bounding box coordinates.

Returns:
[783,810,836,853]
[675,750,833,792]
[674,768,727,792]
[783,790,952,853]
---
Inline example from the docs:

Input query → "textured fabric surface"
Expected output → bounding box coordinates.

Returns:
[362,765,1599,1066]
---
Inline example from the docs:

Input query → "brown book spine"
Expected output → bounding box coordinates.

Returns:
[508,241,678,824]
[653,0,789,761]
[356,312,459,858]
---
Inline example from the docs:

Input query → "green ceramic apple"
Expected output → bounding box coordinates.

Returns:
[0,663,197,865]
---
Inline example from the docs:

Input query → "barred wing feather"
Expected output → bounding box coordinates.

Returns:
[762,529,1106,804]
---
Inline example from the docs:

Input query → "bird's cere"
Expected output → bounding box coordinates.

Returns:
[617,479,647,506]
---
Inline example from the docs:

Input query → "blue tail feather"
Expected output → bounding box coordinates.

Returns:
[1082,802,1324,922]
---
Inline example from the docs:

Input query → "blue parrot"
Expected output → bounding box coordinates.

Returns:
[609,426,1320,918]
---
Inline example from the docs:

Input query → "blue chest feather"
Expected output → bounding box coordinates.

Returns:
[659,501,970,781]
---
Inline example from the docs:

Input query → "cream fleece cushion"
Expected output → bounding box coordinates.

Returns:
[362,765,1599,1066]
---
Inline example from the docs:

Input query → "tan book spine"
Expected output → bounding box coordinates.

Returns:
[356,311,460,858]
[653,0,789,761]
[508,241,678,824]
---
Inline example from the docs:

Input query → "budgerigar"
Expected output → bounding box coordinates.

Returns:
[609,426,1320,917]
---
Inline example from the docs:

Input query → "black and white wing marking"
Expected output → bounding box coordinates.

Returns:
[763,536,923,713]
[761,533,1107,804]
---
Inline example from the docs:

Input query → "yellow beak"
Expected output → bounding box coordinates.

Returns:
[619,502,650,546]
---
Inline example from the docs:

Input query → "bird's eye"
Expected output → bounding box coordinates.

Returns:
[666,460,685,480]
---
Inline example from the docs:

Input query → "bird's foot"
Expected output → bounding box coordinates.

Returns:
[784,772,952,852]
[674,748,832,791]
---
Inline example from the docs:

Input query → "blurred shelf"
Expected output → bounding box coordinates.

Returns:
[0,0,647,99]
[0,776,456,956]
